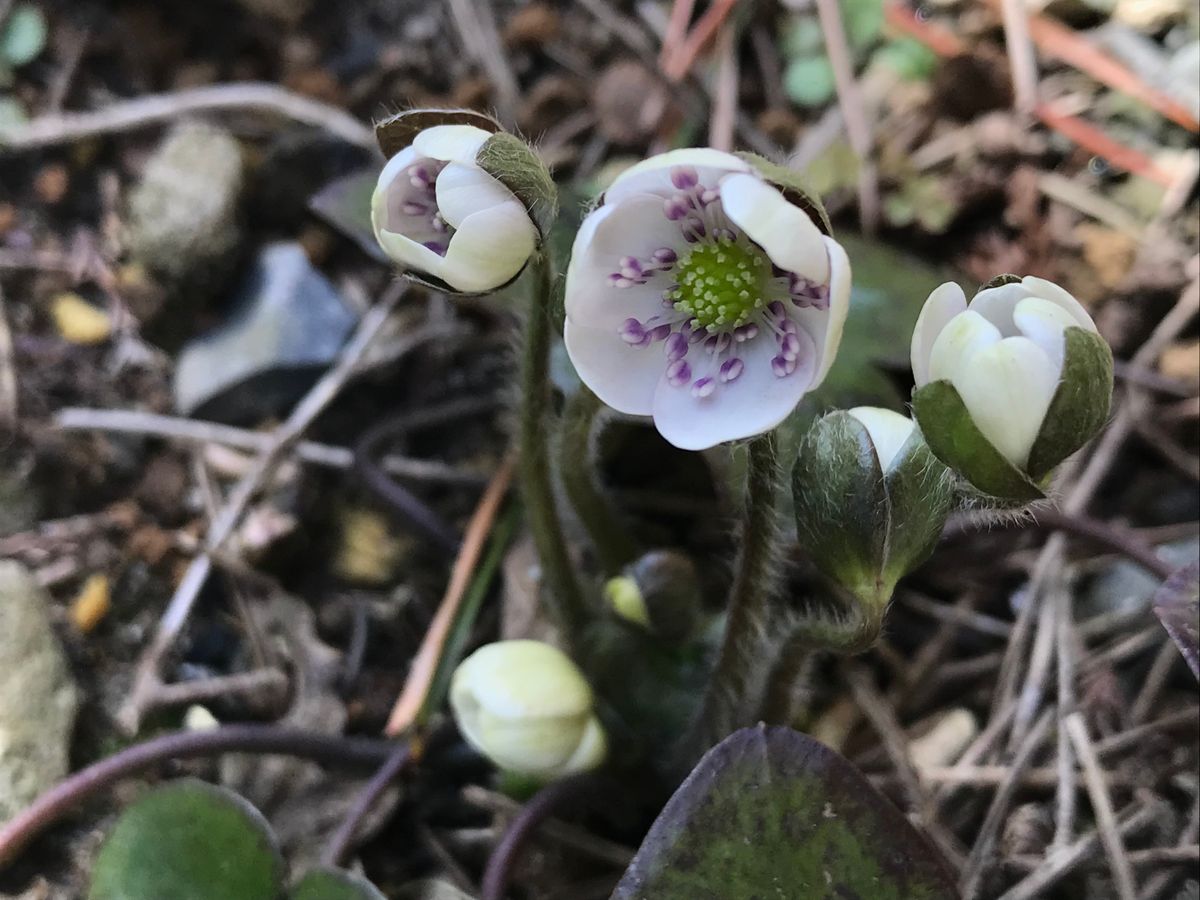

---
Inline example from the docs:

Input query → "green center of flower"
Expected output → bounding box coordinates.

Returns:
[664,238,770,331]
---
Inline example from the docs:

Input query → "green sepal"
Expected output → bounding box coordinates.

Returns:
[1026,327,1113,480]
[374,108,500,158]
[977,273,1022,292]
[911,380,1045,502]
[476,131,558,239]
[734,152,833,236]
[883,430,954,583]
[792,411,889,605]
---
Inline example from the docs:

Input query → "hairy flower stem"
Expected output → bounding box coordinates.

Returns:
[518,253,589,645]
[681,432,784,765]
[559,386,639,575]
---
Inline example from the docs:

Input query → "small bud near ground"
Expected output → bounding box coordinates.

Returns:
[792,407,953,615]
[910,276,1113,503]
[371,111,555,294]
[449,640,606,781]
[604,550,706,641]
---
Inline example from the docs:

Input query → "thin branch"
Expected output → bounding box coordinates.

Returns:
[0,725,394,871]
[1065,712,1139,900]
[813,0,879,231]
[960,709,1054,899]
[1000,0,1039,115]
[322,738,416,868]
[0,282,15,432]
[0,82,375,151]
[55,406,488,486]
[120,285,406,733]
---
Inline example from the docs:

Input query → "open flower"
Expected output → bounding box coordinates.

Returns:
[450,640,607,780]
[371,123,538,293]
[564,149,851,450]
[910,276,1112,500]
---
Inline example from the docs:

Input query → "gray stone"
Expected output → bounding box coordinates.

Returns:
[173,242,357,423]
[127,121,244,283]
[0,562,79,824]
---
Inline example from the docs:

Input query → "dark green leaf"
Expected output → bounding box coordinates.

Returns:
[911,380,1044,502]
[89,779,283,900]
[782,56,837,110]
[374,108,500,159]
[1026,328,1113,480]
[292,867,386,900]
[612,726,958,900]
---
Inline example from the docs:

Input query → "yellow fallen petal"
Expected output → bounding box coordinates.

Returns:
[51,293,112,344]
[70,573,111,633]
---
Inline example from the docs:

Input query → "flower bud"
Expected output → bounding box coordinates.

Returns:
[449,640,606,780]
[371,110,556,294]
[910,276,1113,502]
[604,550,705,641]
[792,407,953,610]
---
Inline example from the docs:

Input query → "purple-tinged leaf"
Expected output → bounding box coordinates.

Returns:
[1154,560,1199,680]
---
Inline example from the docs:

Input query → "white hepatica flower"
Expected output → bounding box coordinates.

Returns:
[371,124,537,294]
[846,406,916,473]
[564,149,851,451]
[911,277,1101,470]
[450,640,607,780]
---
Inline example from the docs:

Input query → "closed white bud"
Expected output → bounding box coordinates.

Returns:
[371,120,543,294]
[910,276,1112,501]
[449,640,606,780]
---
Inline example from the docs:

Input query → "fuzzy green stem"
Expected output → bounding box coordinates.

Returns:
[518,254,589,643]
[559,386,639,575]
[682,432,784,763]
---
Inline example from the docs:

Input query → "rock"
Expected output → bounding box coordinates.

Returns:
[173,242,357,423]
[127,121,244,284]
[1078,537,1200,620]
[0,562,79,823]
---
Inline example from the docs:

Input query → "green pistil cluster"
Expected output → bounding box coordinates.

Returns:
[665,238,769,332]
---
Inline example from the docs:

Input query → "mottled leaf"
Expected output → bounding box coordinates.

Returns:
[292,867,387,900]
[1154,560,1200,680]
[612,726,958,900]
[89,779,283,900]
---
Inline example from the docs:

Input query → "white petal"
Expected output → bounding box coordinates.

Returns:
[435,162,518,229]
[719,173,829,284]
[440,199,536,293]
[1021,276,1097,332]
[371,147,421,235]
[604,148,750,205]
[452,641,592,720]
[847,406,916,473]
[564,318,662,416]
[376,228,449,278]
[468,710,588,774]
[412,124,492,163]
[910,282,967,386]
[783,236,850,391]
[928,310,1001,383]
[564,194,687,330]
[968,282,1033,336]
[557,715,608,775]
[954,336,1059,467]
[651,327,816,451]
[1013,296,1078,369]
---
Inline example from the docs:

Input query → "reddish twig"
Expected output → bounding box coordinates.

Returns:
[0,725,394,871]
[883,4,964,57]
[1036,103,1174,187]
[662,0,739,82]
